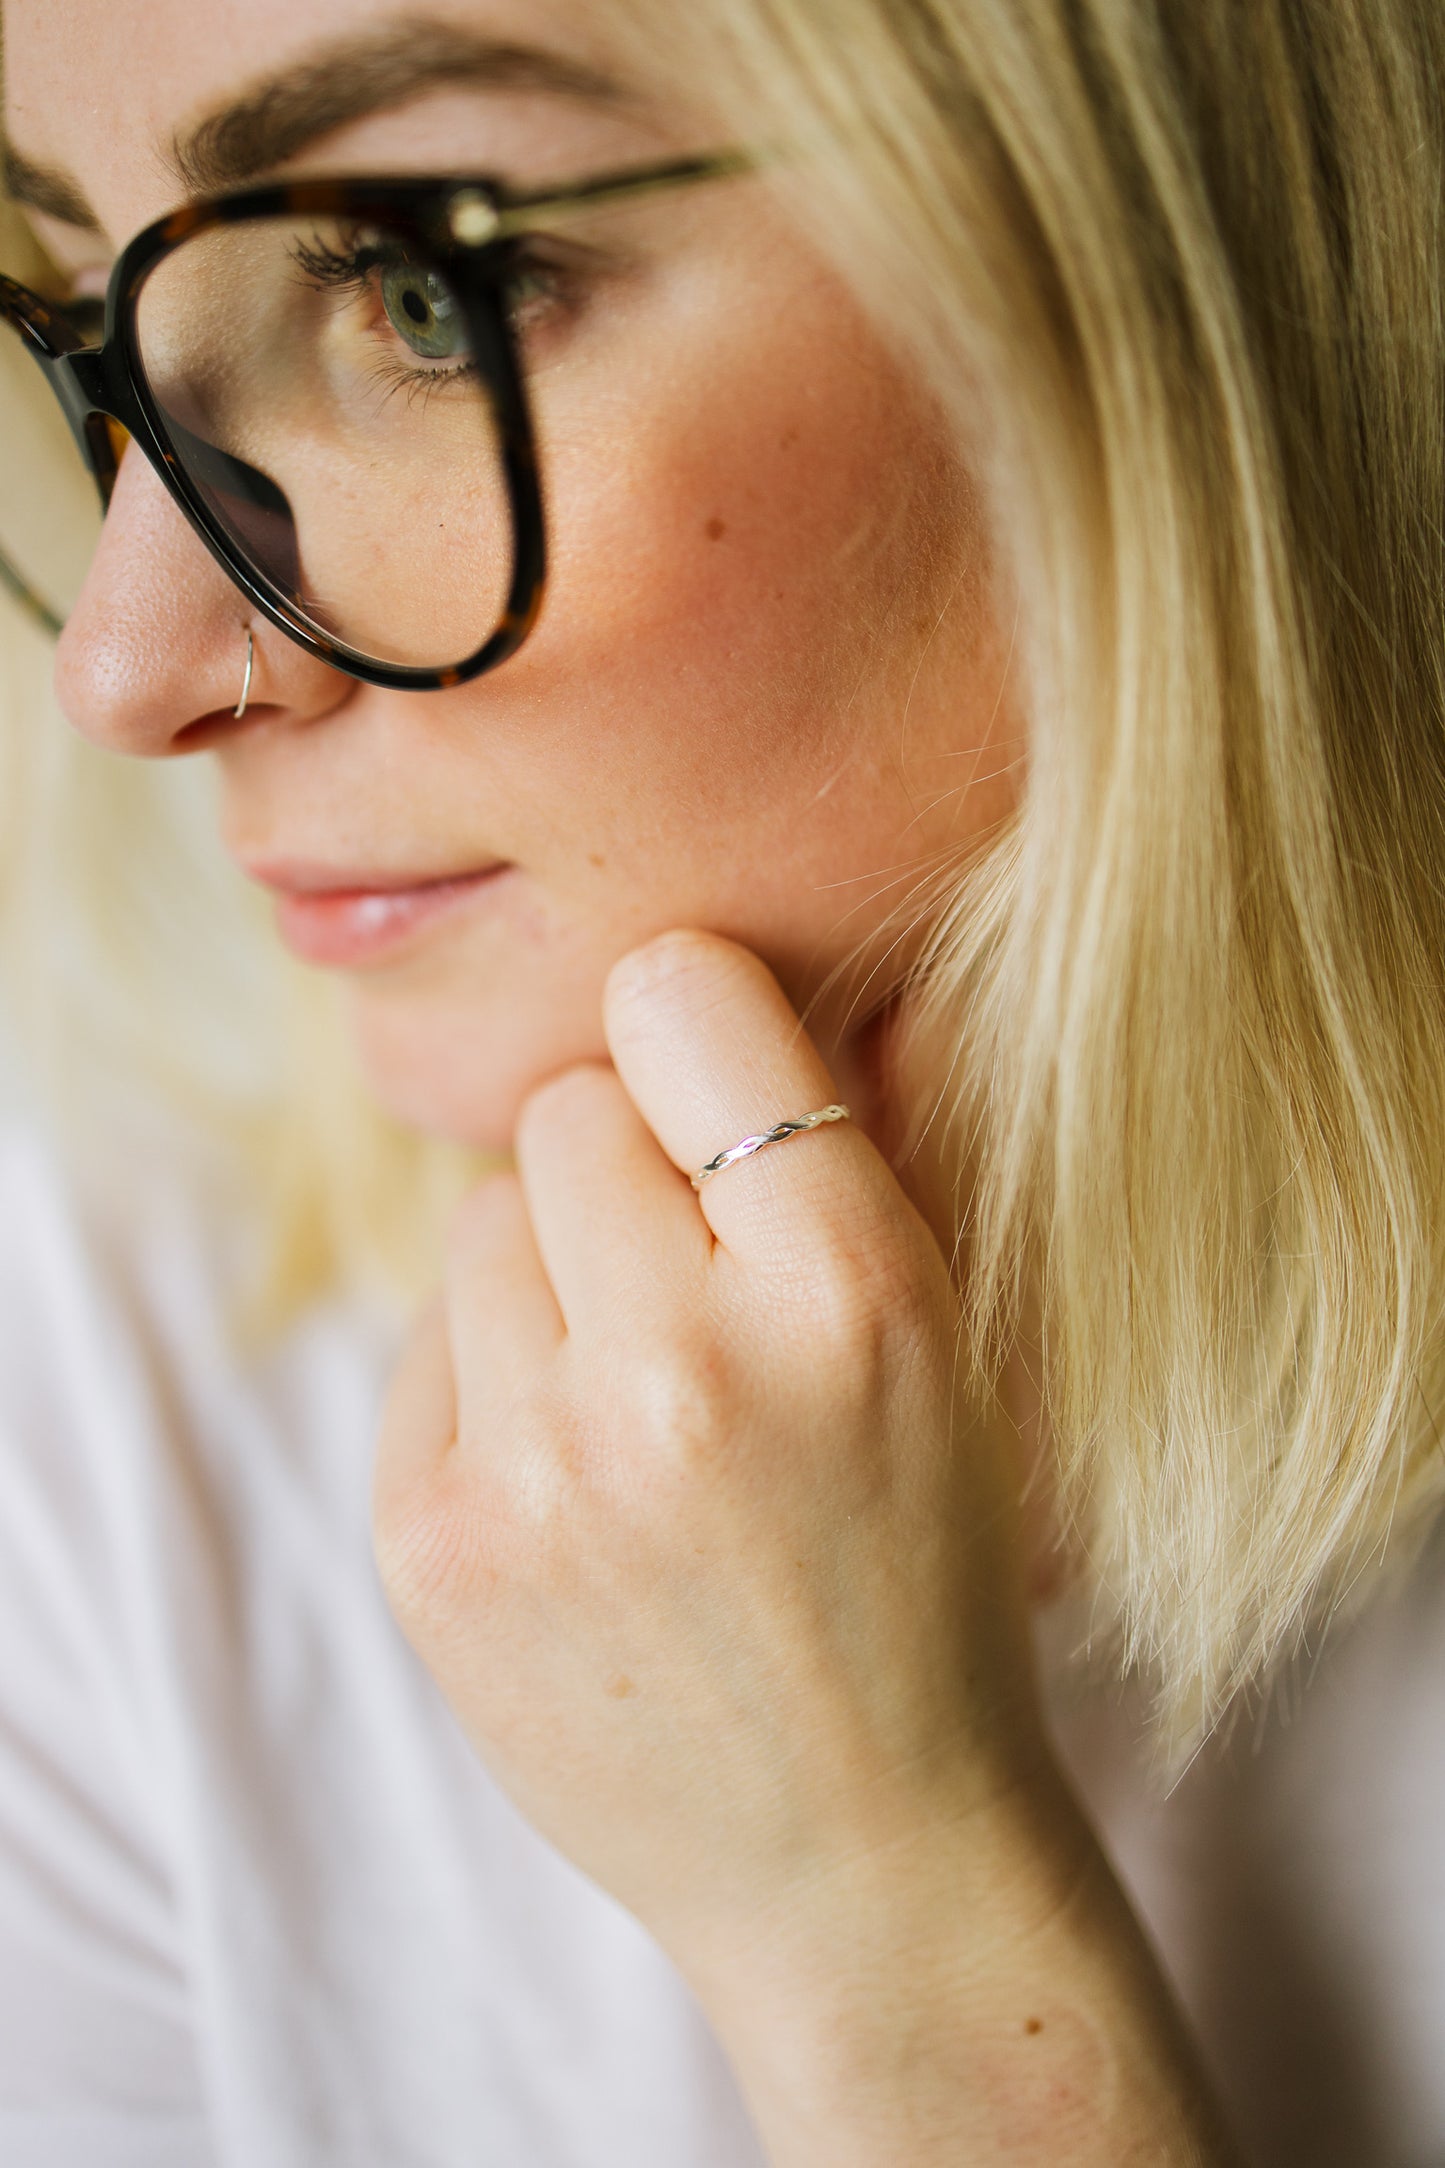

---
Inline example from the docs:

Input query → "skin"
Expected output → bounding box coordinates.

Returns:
[5,1,1240,2158]
[8,0,1019,1149]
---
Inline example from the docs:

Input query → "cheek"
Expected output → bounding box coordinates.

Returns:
[533,274,954,801]
[340,272,1013,1146]
[515,326,991,968]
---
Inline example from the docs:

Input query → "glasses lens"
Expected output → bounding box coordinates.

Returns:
[133,213,515,673]
[0,292,104,635]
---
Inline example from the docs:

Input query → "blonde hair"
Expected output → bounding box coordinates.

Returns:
[4,0,1443,1755]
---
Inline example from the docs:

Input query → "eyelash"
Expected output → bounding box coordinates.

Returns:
[289,230,588,365]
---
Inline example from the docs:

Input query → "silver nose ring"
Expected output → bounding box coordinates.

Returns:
[234,629,255,720]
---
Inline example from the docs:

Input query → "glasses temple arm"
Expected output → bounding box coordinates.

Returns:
[0,548,64,639]
[488,148,761,243]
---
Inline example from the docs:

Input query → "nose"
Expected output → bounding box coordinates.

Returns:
[54,441,351,757]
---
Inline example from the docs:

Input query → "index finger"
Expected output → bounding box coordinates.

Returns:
[602,930,887,1251]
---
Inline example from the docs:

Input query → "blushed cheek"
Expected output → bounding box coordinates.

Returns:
[531,292,957,787]
[340,274,999,1147]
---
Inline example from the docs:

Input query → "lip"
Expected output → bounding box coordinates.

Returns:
[241,858,513,968]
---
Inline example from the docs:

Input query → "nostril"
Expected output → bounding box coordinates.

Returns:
[171,703,275,755]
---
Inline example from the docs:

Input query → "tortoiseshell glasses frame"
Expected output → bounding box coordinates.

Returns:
[0,148,752,691]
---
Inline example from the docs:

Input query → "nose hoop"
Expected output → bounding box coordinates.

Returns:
[233,629,255,719]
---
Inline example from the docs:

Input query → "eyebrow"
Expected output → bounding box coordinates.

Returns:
[2,21,629,234]
[2,146,104,233]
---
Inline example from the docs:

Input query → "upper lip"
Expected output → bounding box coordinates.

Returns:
[239,857,508,897]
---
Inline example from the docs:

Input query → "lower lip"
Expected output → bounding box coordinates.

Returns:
[272,867,513,967]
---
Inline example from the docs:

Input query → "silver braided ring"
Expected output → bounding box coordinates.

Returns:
[691,1105,851,1190]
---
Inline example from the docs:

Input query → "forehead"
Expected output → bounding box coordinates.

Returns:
[3,0,672,240]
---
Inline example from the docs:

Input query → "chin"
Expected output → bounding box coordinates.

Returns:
[345,977,608,1151]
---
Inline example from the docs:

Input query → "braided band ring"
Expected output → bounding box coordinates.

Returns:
[690,1105,851,1191]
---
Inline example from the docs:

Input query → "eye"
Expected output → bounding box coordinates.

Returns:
[378,262,465,362]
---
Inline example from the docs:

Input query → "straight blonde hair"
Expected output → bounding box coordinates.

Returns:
[3,0,1443,1757]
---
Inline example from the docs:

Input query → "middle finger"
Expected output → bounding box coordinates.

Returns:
[514,1061,711,1335]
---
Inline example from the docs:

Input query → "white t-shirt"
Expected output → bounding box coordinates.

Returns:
[0,1125,1441,2168]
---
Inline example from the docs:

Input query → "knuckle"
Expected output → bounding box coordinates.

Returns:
[804,1251,892,1367]
[375,1407,584,1632]
[372,1464,484,1640]
[794,1208,939,1365]
[624,1335,735,1474]
[496,1395,588,1549]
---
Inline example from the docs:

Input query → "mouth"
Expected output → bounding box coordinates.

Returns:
[241,857,514,968]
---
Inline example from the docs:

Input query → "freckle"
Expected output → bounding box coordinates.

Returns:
[781,425,800,450]
[1024,2018,1043,2036]
[705,516,727,541]
[588,851,605,869]
[605,1674,635,1700]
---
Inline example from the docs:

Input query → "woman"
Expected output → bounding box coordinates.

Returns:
[0,0,1440,2160]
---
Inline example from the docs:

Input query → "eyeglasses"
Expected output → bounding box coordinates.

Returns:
[0,149,752,690]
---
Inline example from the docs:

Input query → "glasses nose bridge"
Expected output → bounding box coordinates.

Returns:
[0,276,124,477]
[35,345,131,509]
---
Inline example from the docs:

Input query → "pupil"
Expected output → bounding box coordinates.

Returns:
[379,260,461,363]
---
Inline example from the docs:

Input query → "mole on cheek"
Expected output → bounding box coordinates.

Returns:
[704,517,727,542]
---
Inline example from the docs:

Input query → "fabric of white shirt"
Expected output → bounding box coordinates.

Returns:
[0,1124,1442,2168]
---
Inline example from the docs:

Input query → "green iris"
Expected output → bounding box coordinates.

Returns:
[380,262,465,362]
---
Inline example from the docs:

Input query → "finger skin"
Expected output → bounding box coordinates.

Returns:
[442,1170,565,1414]
[368,934,1068,2158]
[513,1062,710,1337]
[602,930,899,1255]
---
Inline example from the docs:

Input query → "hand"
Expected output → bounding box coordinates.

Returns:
[372,930,1049,1992]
